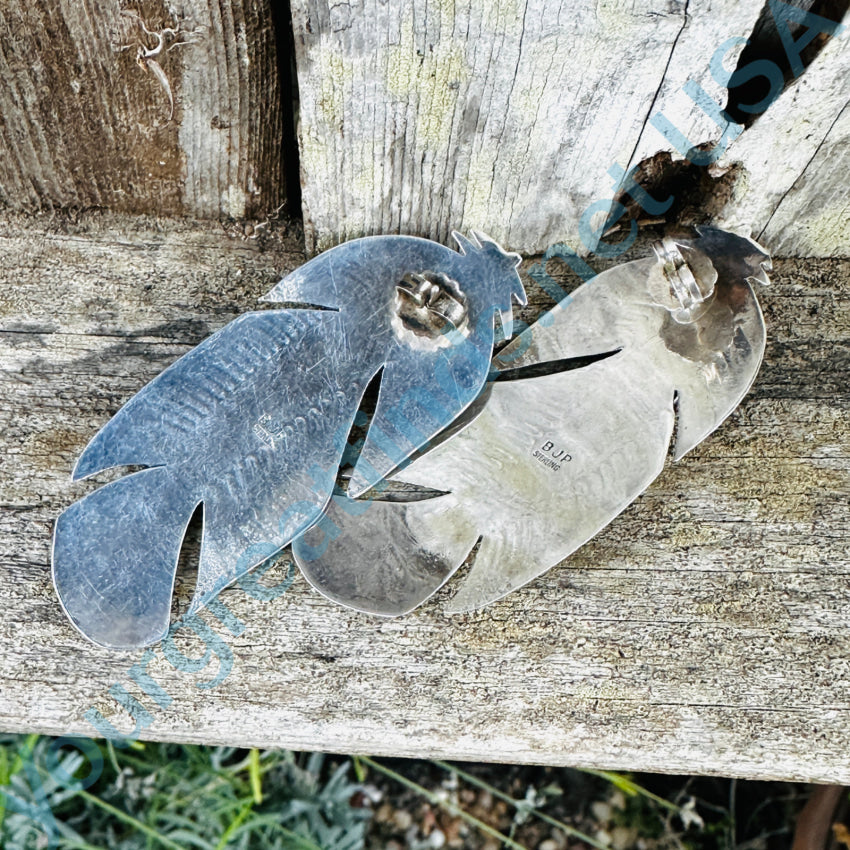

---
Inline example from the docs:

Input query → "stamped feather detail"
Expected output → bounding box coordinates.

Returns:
[53,233,525,648]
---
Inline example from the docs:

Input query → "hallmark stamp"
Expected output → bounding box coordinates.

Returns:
[532,439,571,472]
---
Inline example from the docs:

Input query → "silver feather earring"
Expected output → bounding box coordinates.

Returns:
[293,227,770,617]
[53,232,525,648]
[53,226,768,646]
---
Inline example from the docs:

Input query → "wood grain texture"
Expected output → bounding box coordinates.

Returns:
[717,30,850,257]
[0,0,282,218]
[290,0,764,254]
[0,213,847,781]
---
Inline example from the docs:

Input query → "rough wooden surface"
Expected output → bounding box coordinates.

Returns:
[718,29,850,257]
[0,0,282,218]
[0,212,848,782]
[290,0,763,254]
[289,0,849,257]
[4,1,847,258]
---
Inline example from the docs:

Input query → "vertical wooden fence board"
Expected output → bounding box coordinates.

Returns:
[761,96,850,256]
[175,0,284,217]
[716,32,850,257]
[598,2,762,255]
[0,0,283,218]
[290,0,766,254]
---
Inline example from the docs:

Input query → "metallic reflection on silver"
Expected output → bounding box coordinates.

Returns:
[294,227,770,616]
[53,232,525,648]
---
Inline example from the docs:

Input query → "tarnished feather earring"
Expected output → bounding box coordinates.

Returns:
[293,227,770,616]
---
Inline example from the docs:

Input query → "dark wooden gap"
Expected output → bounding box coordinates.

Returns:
[491,349,621,383]
[335,366,385,492]
[725,0,849,126]
[613,152,744,230]
[269,0,303,220]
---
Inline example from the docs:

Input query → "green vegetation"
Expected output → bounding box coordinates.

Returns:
[0,736,369,850]
[0,735,802,850]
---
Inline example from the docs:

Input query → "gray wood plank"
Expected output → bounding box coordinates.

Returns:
[0,212,847,781]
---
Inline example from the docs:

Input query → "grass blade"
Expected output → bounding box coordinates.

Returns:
[214,799,253,850]
[577,768,680,812]
[249,749,263,805]
[72,788,186,850]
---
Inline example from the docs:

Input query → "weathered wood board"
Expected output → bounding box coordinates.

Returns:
[0,212,847,782]
[718,29,850,257]
[0,0,282,218]
[2,1,847,259]
[290,0,760,253]
[290,0,849,256]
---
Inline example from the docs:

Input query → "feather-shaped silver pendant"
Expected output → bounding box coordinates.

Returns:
[53,233,526,648]
[293,227,770,616]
